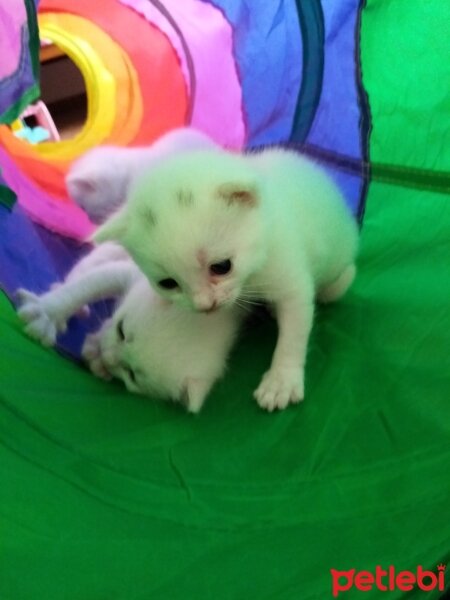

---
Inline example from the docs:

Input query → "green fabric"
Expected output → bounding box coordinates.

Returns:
[1,181,449,599]
[0,183,17,210]
[0,86,40,128]
[362,0,450,177]
[1,2,450,597]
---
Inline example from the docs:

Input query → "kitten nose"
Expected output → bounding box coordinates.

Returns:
[194,297,217,313]
[204,301,218,314]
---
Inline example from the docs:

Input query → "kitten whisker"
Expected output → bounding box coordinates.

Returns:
[234,299,256,314]
[241,284,297,293]
[236,296,266,307]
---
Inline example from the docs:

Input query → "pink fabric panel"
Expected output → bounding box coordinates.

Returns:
[0,148,94,240]
[119,0,246,149]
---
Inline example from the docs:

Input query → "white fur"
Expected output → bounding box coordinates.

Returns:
[66,127,218,223]
[17,244,242,413]
[94,148,359,411]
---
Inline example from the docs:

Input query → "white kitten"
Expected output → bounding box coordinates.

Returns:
[16,243,242,413]
[66,127,217,223]
[94,148,359,412]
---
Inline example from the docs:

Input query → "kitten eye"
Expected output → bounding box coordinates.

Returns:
[116,319,125,341]
[124,367,136,383]
[158,278,179,290]
[209,259,232,276]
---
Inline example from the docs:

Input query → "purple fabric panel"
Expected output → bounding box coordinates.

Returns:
[119,0,245,148]
[204,0,303,147]
[0,147,94,240]
[0,2,37,120]
[307,0,362,159]
[0,0,26,79]
[0,204,111,358]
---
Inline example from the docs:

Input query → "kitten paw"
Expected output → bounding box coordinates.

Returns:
[254,366,304,412]
[16,289,58,347]
[82,333,112,380]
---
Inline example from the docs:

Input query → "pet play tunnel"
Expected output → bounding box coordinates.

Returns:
[1,1,449,598]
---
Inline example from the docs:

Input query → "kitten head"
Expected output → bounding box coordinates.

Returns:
[94,294,170,399]
[93,150,268,312]
[83,279,238,412]
[66,146,129,224]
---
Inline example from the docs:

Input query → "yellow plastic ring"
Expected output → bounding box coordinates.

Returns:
[36,12,142,160]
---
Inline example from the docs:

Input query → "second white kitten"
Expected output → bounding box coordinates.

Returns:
[66,127,218,223]
[17,243,242,413]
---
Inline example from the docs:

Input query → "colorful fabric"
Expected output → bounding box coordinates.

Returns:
[0,1,449,598]
[0,0,372,239]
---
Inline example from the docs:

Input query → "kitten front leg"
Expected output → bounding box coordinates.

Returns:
[254,287,314,411]
[17,263,137,347]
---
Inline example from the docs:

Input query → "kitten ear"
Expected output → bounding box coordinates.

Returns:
[181,377,214,413]
[66,176,98,201]
[217,182,259,207]
[92,208,129,243]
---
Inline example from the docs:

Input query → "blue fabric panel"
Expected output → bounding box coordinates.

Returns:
[0,204,112,358]
[288,0,367,218]
[204,0,303,147]
[306,0,363,159]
